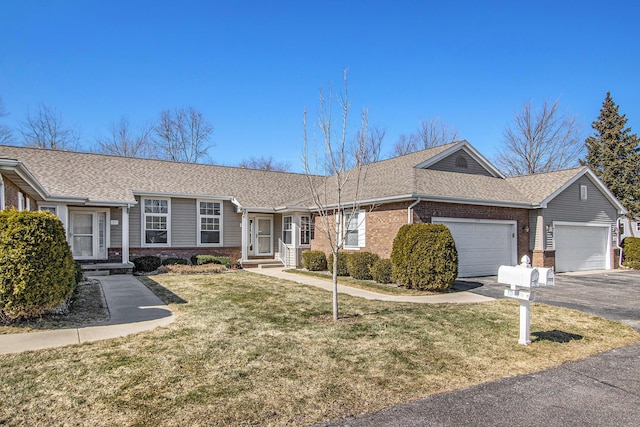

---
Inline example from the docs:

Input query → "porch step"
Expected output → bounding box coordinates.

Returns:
[81,263,134,276]
[242,259,284,269]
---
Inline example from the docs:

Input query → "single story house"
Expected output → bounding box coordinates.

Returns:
[0,140,626,277]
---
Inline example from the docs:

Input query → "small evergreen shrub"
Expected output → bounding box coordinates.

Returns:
[195,255,231,268]
[622,237,640,269]
[347,251,380,280]
[162,257,188,266]
[327,252,350,276]
[74,261,84,284]
[190,254,199,265]
[391,223,458,291]
[132,255,162,273]
[371,258,393,284]
[301,250,328,271]
[0,210,76,320]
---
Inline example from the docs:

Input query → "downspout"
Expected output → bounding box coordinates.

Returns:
[407,198,422,224]
[617,217,623,267]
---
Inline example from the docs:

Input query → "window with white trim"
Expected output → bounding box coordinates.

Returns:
[198,200,222,245]
[283,216,293,245]
[636,222,640,232]
[143,198,170,245]
[300,215,312,245]
[25,197,30,211]
[580,184,588,200]
[18,192,25,211]
[40,206,57,215]
[344,210,366,248]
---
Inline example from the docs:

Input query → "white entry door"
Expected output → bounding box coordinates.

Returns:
[248,217,273,256]
[433,218,517,278]
[69,210,108,260]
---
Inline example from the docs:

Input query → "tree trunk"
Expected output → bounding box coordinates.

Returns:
[332,249,339,321]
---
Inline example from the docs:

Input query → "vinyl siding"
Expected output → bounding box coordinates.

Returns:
[428,150,494,176]
[172,197,196,246]
[222,201,241,246]
[110,207,122,247]
[544,176,617,249]
[130,198,141,247]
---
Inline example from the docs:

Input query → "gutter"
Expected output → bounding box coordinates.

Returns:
[407,197,422,224]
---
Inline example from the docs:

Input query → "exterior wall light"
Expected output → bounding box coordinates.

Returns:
[523,225,529,233]
[546,224,553,234]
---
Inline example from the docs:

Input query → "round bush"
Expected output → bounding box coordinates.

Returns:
[301,250,328,271]
[391,223,458,291]
[132,255,162,273]
[347,251,380,280]
[327,252,350,276]
[371,258,393,284]
[0,210,76,320]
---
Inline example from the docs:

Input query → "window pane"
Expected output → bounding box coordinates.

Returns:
[146,216,167,230]
[145,199,168,214]
[146,230,167,244]
[201,230,220,244]
[72,236,93,257]
[73,213,93,235]
[301,216,311,244]
[283,230,292,245]
[345,230,359,247]
[200,201,220,216]
[201,217,219,231]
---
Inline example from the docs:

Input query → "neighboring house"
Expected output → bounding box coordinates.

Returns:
[0,141,626,277]
[618,217,640,243]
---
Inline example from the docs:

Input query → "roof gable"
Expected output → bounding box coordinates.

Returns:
[414,140,504,178]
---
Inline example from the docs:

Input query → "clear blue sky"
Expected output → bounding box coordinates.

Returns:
[1,1,639,171]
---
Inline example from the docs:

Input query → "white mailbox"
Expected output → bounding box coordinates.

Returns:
[537,267,554,286]
[497,265,539,289]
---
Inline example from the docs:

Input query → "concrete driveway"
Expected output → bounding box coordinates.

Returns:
[454,269,640,331]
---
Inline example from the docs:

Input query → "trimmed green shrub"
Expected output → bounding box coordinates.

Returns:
[162,257,188,266]
[301,250,328,271]
[622,237,640,269]
[371,258,393,284]
[347,251,380,280]
[190,254,198,265]
[391,223,458,291]
[132,255,162,273]
[195,255,232,268]
[327,252,350,276]
[0,210,76,320]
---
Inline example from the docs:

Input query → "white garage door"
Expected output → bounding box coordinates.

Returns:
[555,224,609,272]
[433,218,517,278]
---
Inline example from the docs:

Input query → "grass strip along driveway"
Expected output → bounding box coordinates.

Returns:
[1,271,638,426]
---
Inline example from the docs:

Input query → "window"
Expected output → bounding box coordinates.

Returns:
[580,184,588,200]
[143,198,169,245]
[18,192,25,211]
[283,216,293,245]
[344,210,366,248]
[198,200,222,245]
[40,206,57,215]
[636,222,640,232]
[619,222,625,236]
[300,215,312,245]
[25,197,30,211]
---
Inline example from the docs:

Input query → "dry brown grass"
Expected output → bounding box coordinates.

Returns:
[0,271,638,426]
[159,263,227,274]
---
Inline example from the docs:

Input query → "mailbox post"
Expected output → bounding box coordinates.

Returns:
[498,256,554,345]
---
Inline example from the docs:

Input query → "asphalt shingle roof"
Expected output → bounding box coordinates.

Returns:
[0,143,587,209]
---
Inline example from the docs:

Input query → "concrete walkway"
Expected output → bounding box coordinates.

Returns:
[248,267,495,303]
[0,275,174,355]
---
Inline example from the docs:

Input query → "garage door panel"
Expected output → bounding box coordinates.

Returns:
[555,225,608,272]
[434,219,516,278]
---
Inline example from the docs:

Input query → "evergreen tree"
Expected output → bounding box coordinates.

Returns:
[582,92,640,218]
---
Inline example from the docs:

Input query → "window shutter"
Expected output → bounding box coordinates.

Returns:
[358,210,366,247]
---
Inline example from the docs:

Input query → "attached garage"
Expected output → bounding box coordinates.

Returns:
[554,223,610,272]
[433,218,517,278]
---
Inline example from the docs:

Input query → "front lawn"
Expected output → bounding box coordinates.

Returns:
[0,271,638,426]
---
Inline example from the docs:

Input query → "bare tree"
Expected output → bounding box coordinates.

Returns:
[0,97,14,145]
[19,103,80,149]
[238,155,292,171]
[496,99,583,176]
[354,120,385,165]
[302,70,378,321]
[95,116,154,158]
[392,118,459,156]
[154,107,214,163]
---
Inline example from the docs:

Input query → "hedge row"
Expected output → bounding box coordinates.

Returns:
[622,237,640,269]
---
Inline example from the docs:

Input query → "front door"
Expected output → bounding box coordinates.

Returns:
[248,216,273,256]
[69,210,108,260]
